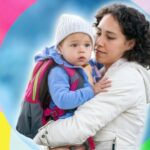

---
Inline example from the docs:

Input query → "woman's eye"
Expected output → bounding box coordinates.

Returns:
[96,32,101,36]
[107,36,116,40]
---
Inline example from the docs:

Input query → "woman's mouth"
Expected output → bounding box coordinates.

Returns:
[95,49,107,55]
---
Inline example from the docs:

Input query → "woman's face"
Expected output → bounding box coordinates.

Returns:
[95,14,134,69]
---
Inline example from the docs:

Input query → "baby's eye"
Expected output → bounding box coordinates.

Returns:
[85,43,91,47]
[71,43,78,47]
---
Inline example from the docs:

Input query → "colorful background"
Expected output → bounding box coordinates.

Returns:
[0,0,150,149]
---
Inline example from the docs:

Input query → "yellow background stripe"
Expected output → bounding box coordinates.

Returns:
[0,112,11,150]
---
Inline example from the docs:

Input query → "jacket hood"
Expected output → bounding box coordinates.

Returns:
[34,46,82,68]
[35,46,60,62]
[131,62,150,104]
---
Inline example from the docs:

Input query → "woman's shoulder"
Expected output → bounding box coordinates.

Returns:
[106,59,144,82]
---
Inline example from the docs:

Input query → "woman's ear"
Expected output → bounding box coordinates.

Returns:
[127,39,135,50]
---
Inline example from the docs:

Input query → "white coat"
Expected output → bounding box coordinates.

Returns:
[34,58,150,150]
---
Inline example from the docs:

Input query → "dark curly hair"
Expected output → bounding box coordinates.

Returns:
[94,4,150,69]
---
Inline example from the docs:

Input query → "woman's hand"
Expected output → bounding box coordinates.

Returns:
[93,77,111,94]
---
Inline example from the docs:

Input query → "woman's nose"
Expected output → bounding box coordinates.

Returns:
[96,36,104,47]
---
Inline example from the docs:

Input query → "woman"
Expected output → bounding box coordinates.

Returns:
[34,3,150,150]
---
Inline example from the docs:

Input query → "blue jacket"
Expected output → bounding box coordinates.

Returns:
[35,46,95,118]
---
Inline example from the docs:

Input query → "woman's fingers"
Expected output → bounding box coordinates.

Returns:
[98,77,111,88]
[99,77,111,84]
[99,82,111,89]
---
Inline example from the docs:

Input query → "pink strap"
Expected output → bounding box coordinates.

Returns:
[87,137,95,150]
[43,107,65,122]
[35,59,54,100]
[62,66,76,77]
[62,65,79,91]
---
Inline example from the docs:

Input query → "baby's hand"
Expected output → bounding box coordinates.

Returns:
[73,145,86,150]
[49,145,86,150]
[93,77,111,94]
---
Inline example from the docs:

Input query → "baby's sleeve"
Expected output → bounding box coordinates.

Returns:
[48,66,94,110]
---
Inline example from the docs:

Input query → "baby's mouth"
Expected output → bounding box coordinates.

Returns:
[78,56,86,61]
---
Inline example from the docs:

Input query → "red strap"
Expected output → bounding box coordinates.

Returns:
[35,59,54,101]
[43,107,65,122]
[62,66,76,77]
[32,61,44,77]
[87,137,95,150]
[70,79,78,91]
[62,65,79,90]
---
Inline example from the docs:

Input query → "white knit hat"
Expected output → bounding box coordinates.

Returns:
[55,14,95,47]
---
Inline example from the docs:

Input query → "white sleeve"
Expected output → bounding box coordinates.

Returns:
[34,66,142,148]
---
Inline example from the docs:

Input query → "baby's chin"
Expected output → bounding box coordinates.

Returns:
[73,61,88,66]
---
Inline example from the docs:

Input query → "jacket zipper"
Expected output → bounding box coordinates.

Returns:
[112,138,116,150]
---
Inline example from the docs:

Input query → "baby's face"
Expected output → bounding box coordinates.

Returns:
[58,32,93,66]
